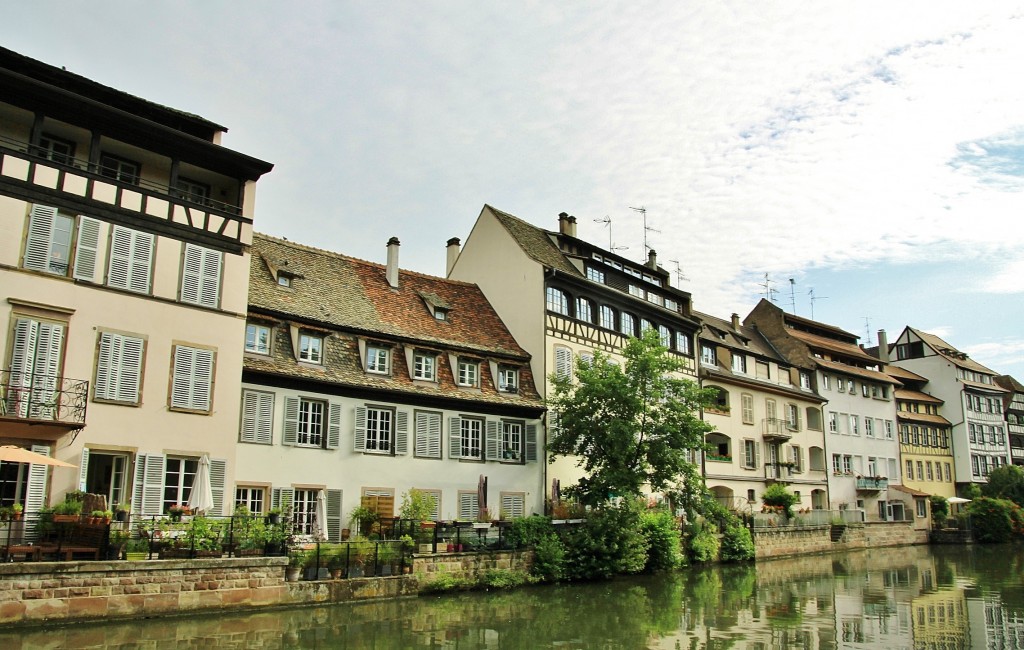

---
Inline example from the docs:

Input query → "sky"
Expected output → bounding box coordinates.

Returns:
[5,2,1023,377]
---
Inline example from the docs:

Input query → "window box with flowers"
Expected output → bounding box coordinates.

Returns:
[167,504,191,522]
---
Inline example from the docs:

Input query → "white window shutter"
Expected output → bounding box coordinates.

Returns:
[23,205,57,272]
[108,226,153,293]
[459,493,479,521]
[107,226,132,289]
[525,424,538,462]
[73,215,102,281]
[271,487,294,511]
[394,410,409,455]
[25,445,52,524]
[554,346,573,380]
[282,397,299,446]
[326,489,343,542]
[200,247,221,307]
[353,405,367,451]
[133,453,166,516]
[94,333,116,400]
[31,322,64,419]
[129,231,154,293]
[327,402,341,449]
[119,336,144,403]
[415,411,441,458]
[256,392,274,444]
[170,346,194,409]
[755,443,762,471]
[78,447,91,492]
[501,493,525,519]
[449,416,462,459]
[180,243,202,304]
[485,420,500,460]
[9,319,38,417]
[191,348,214,412]
[209,458,227,515]
[241,390,274,444]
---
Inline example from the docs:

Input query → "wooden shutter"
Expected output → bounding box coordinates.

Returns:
[554,346,572,379]
[78,447,91,492]
[394,410,409,455]
[30,322,64,419]
[326,402,341,449]
[361,489,394,518]
[485,420,500,460]
[133,453,166,516]
[72,215,102,281]
[108,226,154,293]
[96,332,142,403]
[326,489,343,542]
[191,348,213,412]
[415,411,441,458]
[181,243,222,308]
[107,226,132,290]
[501,493,525,519]
[119,336,144,402]
[209,458,227,515]
[23,205,57,272]
[458,492,478,520]
[525,424,538,462]
[241,390,274,444]
[9,319,38,418]
[353,405,367,451]
[449,416,462,459]
[282,397,299,446]
[171,346,213,411]
[271,487,294,511]
[129,230,154,293]
[25,445,51,520]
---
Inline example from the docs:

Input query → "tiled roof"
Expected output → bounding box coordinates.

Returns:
[885,365,927,382]
[788,329,879,364]
[910,328,997,375]
[896,411,951,426]
[485,205,581,275]
[815,358,902,385]
[996,375,1024,393]
[694,311,782,361]
[960,379,1009,394]
[889,484,930,497]
[782,311,859,340]
[246,233,543,410]
[894,389,943,404]
[702,367,823,402]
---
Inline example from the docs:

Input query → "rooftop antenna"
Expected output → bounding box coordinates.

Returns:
[788,278,797,315]
[629,206,659,256]
[593,216,628,253]
[808,288,828,320]
[862,317,873,346]
[759,273,778,304]
[668,259,689,286]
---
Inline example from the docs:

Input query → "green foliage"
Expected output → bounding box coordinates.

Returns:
[562,501,649,580]
[547,329,714,506]
[506,514,555,549]
[349,506,380,535]
[967,497,1024,542]
[930,495,949,521]
[399,489,438,522]
[480,569,536,589]
[761,484,799,518]
[639,507,683,572]
[420,571,475,593]
[964,483,983,500]
[688,523,720,563]
[719,523,755,562]
[52,499,83,515]
[981,465,1024,507]
[531,534,566,582]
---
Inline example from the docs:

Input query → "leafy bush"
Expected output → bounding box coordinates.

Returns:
[531,534,566,582]
[929,495,949,522]
[563,501,649,580]
[762,484,799,518]
[420,572,475,593]
[480,569,535,589]
[720,523,754,562]
[640,507,683,572]
[968,497,1024,543]
[688,524,720,563]
[506,514,554,549]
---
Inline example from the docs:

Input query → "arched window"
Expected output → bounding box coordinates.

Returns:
[710,387,730,411]
[806,407,822,430]
[576,297,593,323]
[705,433,732,461]
[640,319,655,334]
[546,287,568,315]
[658,325,671,347]
[599,305,616,330]
[620,313,636,337]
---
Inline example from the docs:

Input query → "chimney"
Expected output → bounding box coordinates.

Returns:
[445,237,461,277]
[558,212,577,237]
[731,313,740,330]
[647,249,658,270]
[877,329,889,362]
[386,237,400,288]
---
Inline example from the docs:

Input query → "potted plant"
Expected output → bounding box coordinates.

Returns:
[286,550,305,582]
[91,510,106,524]
[114,502,131,522]
[349,506,380,537]
[125,537,149,561]
[52,498,83,522]
[10,503,23,521]
[327,545,347,579]
[473,508,492,530]
[266,507,283,525]
[167,504,190,522]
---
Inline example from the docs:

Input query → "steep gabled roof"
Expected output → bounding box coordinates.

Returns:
[815,358,901,385]
[485,205,580,275]
[894,389,943,404]
[695,310,781,360]
[788,329,879,364]
[908,327,996,375]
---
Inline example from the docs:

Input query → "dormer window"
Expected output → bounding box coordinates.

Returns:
[457,358,480,387]
[413,351,436,381]
[277,273,292,287]
[366,345,390,374]
[498,367,519,393]
[299,333,323,364]
[434,308,448,321]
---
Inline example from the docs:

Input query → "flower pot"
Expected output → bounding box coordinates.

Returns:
[126,552,148,561]
[53,514,78,523]
[330,568,343,580]
[285,566,301,582]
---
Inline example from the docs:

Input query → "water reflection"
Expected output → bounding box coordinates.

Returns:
[4,545,1022,649]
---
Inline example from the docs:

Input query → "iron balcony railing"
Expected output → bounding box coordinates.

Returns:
[762,418,794,440]
[856,477,888,491]
[1,370,88,425]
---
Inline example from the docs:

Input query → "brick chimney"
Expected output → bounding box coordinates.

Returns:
[558,212,577,237]
[445,237,461,277]
[877,329,889,362]
[647,249,658,270]
[731,313,741,330]
[386,237,400,288]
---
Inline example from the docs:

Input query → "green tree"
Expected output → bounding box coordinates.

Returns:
[981,465,1024,507]
[547,329,715,506]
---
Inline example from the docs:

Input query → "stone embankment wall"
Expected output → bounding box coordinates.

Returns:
[753,521,928,559]
[0,550,533,627]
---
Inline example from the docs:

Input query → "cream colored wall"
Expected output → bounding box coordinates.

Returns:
[235,382,545,522]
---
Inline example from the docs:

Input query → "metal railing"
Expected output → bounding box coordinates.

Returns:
[856,477,889,490]
[1,370,88,425]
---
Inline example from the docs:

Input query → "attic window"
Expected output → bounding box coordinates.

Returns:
[419,291,451,321]
[277,274,292,287]
[434,307,448,321]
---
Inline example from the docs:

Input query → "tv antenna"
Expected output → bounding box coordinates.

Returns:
[668,259,689,285]
[788,278,797,315]
[759,273,778,303]
[593,216,628,253]
[629,206,659,256]
[863,317,873,346]
[808,288,828,320]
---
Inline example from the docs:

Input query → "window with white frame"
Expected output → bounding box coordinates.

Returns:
[99,153,140,184]
[297,398,326,447]
[843,455,853,474]
[22,205,101,279]
[822,374,831,390]
[849,414,859,436]
[107,225,155,294]
[413,351,436,381]
[847,379,854,393]
[700,343,717,366]
[554,346,573,380]
[414,410,442,458]
[829,412,838,433]
[498,367,519,393]
[502,421,523,462]
[586,266,604,283]
[460,418,483,460]
[38,133,76,164]
[245,323,271,354]
[640,319,655,335]
[659,325,672,348]
[366,345,390,374]
[365,406,393,453]
[790,445,802,472]
[743,439,758,469]
[732,354,747,374]
[163,456,198,513]
[865,418,874,437]
[833,454,843,473]
[785,403,799,430]
[676,332,691,355]
[235,486,266,514]
[457,358,480,387]
[180,243,222,308]
[599,305,616,330]
[546,287,568,315]
[800,371,811,390]
[240,389,274,444]
[292,488,318,535]
[169,344,214,412]
[94,331,144,404]
[620,313,635,337]
[741,393,754,424]
[885,420,894,439]
[576,298,593,323]
[299,333,323,364]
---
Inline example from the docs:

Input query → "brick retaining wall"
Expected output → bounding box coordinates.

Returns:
[753,521,928,559]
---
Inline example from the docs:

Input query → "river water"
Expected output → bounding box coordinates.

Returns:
[5,544,1022,649]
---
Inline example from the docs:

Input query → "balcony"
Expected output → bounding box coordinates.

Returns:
[765,462,796,482]
[0,135,251,250]
[1,370,88,440]
[856,477,888,491]
[762,417,794,442]
[1011,446,1024,461]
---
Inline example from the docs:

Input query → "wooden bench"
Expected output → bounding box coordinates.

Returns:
[1,544,42,561]
[38,522,108,561]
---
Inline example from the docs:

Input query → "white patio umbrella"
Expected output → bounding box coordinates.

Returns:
[187,455,215,515]
[314,490,328,541]
[947,497,971,504]
[0,445,76,468]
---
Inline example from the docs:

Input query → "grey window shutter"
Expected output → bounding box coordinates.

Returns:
[78,447,91,492]
[240,391,274,445]
[23,205,57,272]
[209,458,227,515]
[327,402,341,449]
[73,215,102,281]
[282,397,299,445]
[449,416,462,459]
[485,420,500,460]
[272,487,295,511]
[354,406,367,451]
[326,489,343,542]
[525,424,538,462]
[394,410,409,455]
